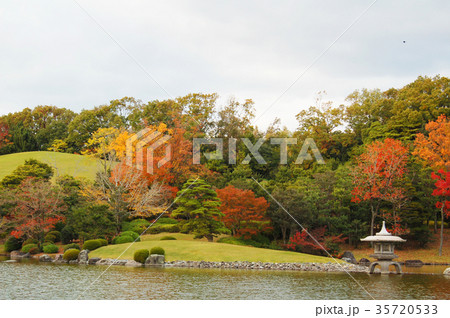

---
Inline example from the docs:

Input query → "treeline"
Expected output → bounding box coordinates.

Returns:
[0,75,449,250]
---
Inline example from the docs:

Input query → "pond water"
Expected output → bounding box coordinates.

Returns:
[0,261,449,300]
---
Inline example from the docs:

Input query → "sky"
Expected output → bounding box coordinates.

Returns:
[0,0,449,130]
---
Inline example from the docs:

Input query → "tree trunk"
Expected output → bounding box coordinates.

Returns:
[439,205,444,256]
[370,204,375,236]
[206,235,213,242]
[434,211,438,234]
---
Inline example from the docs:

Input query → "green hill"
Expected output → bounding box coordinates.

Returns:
[0,151,100,181]
[90,233,335,263]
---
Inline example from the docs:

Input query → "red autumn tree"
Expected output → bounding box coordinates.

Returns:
[0,122,12,149]
[216,185,270,238]
[286,227,346,257]
[8,178,67,240]
[351,138,409,235]
[431,170,450,256]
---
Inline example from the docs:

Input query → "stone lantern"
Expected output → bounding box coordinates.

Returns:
[360,221,406,274]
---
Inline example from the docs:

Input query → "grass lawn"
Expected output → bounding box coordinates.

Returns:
[0,151,100,181]
[90,233,336,263]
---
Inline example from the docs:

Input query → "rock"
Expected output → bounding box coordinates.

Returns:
[10,251,31,260]
[404,260,424,267]
[3,260,17,263]
[358,258,371,266]
[39,254,53,262]
[341,251,357,264]
[125,260,143,267]
[88,257,101,265]
[54,254,63,261]
[69,260,78,264]
[78,250,89,264]
[145,254,165,266]
[443,268,450,275]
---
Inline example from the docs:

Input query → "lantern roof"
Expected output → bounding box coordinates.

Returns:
[360,221,406,243]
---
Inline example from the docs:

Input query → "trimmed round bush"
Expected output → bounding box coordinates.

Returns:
[43,244,59,253]
[63,248,80,261]
[122,219,150,234]
[134,249,150,264]
[22,243,39,253]
[5,236,23,252]
[28,247,40,254]
[44,233,57,243]
[160,236,176,241]
[82,239,102,251]
[22,238,38,246]
[150,246,165,255]
[42,241,54,248]
[63,243,80,252]
[47,230,61,242]
[159,224,180,233]
[97,238,108,246]
[113,235,134,244]
[120,231,139,240]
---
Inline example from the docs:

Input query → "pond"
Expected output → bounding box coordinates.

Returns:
[0,261,449,300]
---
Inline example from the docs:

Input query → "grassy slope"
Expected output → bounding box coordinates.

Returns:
[90,233,335,263]
[0,151,99,181]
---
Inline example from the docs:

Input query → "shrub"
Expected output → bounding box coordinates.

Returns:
[5,236,23,252]
[134,249,149,264]
[159,224,180,233]
[160,236,176,241]
[28,247,40,254]
[146,227,162,234]
[120,231,140,240]
[63,243,80,252]
[42,241,54,247]
[82,239,102,251]
[44,233,57,243]
[156,217,178,225]
[47,231,61,242]
[122,219,150,234]
[22,238,38,246]
[61,226,76,244]
[43,244,59,253]
[113,235,134,244]
[97,238,108,246]
[150,246,165,255]
[63,248,80,261]
[22,243,39,253]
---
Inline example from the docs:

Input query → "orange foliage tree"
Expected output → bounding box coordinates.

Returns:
[7,178,67,240]
[216,185,271,238]
[351,138,409,235]
[414,115,450,256]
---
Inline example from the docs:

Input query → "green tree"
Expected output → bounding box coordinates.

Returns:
[0,159,54,188]
[172,179,228,241]
[67,204,116,241]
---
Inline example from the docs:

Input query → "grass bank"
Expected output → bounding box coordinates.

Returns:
[90,233,335,263]
[0,151,100,181]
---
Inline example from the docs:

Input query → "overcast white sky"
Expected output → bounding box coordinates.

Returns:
[1,0,449,130]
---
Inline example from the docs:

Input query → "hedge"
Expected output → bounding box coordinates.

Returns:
[63,248,80,261]
[5,236,22,252]
[134,249,149,264]
[43,244,59,253]
[22,243,39,253]
[150,246,165,255]
[63,243,81,252]
[82,239,102,251]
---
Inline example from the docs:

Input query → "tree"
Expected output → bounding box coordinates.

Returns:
[68,204,116,241]
[351,138,409,235]
[172,179,228,241]
[413,114,450,172]
[431,170,450,256]
[0,122,12,150]
[0,158,54,188]
[5,178,67,240]
[216,185,270,238]
[83,162,168,233]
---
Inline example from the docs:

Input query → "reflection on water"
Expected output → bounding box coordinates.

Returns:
[0,261,449,300]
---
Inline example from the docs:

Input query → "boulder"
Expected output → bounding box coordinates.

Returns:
[39,254,53,262]
[125,260,143,267]
[54,254,63,261]
[443,268,450,275]
[341,251,357,264]
[68,260,78,265]
[145,254,165,266]
[88,257,101,265]
[78,250,89,264]
[10,251,31,260]
[404,260,424,267]
[358,258,371,266]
